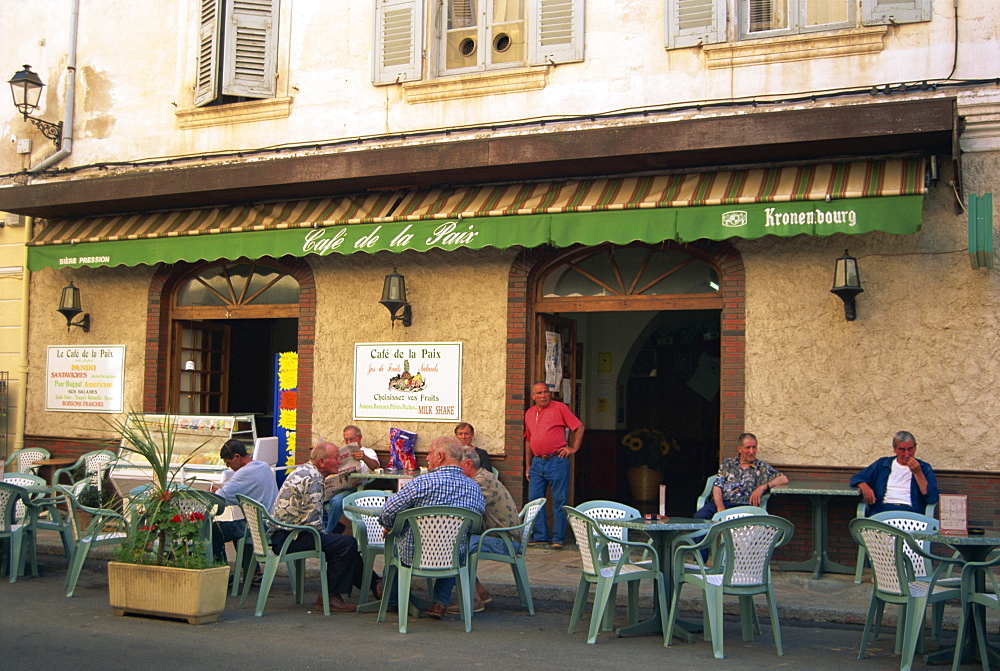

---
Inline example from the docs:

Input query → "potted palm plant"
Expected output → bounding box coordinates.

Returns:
[106,414,230,624]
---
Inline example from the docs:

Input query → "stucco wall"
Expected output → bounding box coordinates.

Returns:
[741,157,1000,471]
[25,264,154,439]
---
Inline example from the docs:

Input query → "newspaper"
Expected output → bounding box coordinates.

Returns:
[323,443,361,500]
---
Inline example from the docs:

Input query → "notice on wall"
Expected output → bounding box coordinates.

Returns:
[46,345,125,413]
[353,342,462,422]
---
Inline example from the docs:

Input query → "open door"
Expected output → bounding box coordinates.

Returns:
[534,314,578,502]
[171,320,231,414]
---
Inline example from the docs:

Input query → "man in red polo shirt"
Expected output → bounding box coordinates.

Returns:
[524,381,584,549]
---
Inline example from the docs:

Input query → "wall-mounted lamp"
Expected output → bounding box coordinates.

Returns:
[379,268,412,327]
[57,281,90,332]
[830,249,863,321]
[8,65,62,146]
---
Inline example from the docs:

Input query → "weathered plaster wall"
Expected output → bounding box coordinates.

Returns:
[741,157,1000,471]
[308,248,516,455]
[25,264,154,439]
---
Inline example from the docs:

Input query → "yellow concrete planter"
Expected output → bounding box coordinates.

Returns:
[108,561,230,624]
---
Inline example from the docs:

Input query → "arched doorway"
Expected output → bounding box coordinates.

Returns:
[504,241,746,513]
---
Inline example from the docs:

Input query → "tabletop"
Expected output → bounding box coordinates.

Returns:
[32,457,77,467]
[912,531,1000,546]
[770,484,859,496]
[604,516,712,532]
[351,469,426,479]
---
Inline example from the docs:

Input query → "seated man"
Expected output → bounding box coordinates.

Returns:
[270,442,380,613]
[378,436,485,620]
[850,430,938,515]
[695,432,788,519]
[454,422,493,474]
[210,438,279,564]
[324,424,380,535]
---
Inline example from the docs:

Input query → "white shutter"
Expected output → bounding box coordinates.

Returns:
[665,0,726,50]
[221,0,278,98]
[861,0,932,26]
[373,0,424,85]
[528,0,584,66]
[194,0,223,107]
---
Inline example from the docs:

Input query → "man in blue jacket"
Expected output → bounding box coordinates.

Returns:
[850,431,938,515]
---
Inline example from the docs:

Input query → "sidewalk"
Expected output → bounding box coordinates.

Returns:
[32,530,996,630]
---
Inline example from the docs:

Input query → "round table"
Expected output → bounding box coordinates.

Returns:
[32,457,77,486]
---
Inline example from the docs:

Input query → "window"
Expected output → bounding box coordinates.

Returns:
[373,0,584,85]
[194,0,279,107]
[665,0,930,49]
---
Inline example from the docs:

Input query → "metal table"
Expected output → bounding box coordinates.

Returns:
[769,484,859,579]
[913,530,1000,667]
[602,516,712,641]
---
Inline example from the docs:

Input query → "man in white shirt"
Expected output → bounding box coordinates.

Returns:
[324,425,380,533]
[850,431,939,515]
[211,439,279,562]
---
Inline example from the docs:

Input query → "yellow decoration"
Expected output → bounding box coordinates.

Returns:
[277,352,298,390]
[278,408,297,430]
[286,432,296,457]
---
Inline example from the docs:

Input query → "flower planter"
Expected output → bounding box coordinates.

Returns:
[108,561,230,624]
[626,465,663,502]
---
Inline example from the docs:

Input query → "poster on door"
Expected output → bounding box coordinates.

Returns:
[45,345,125,412]
[353,342,462,422]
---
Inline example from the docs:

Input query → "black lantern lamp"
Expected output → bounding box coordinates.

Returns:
[830,249,863,321]
[379,268,412,327]
[57,281,90,332]
[8,65,62,146]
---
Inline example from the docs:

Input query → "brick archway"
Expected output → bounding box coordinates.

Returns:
[503,241,746,503]
[144,256,316,454]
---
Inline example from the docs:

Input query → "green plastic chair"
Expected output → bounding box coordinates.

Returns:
[2,473,48,577]
[53,450,117,491]
[377,505,482,633]
[667,514,794,659]
[174,489,225,564]
[564,505,669,645]
[849,517,962,671]
[343,489,393,612]
[60,481,128,597]
[0,482,37,582]
[853,499,936,583]
[952,552,1000,671]
[471,497,546,615]
[576,500,645,629]
[3,448,50,476]
[237,494,330,617]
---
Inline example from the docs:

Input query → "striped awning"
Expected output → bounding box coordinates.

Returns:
[28,158,926,270]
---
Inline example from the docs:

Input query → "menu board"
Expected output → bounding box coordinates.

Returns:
[939,494,968,535]
[353,342,462,422]
[46,345,125,412]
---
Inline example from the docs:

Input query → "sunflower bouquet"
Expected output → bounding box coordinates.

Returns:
[621,428,678,472]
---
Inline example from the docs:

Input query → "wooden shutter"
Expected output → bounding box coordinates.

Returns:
[194,0,223,107]
[373,0,425,85]
[666,0,726,49]
[528,0,584,65]
[221,0,279,98]
[861,0,932,26]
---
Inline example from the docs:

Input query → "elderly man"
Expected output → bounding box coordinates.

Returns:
[210,438,278,563]
[524,381,584,549]
[454,422,493,474]
[442,446,520,613]
[850,431,938,515]
[270,442,378,613]
[695,433,788,519]
[324,424,382,534]
[379,436,485,620]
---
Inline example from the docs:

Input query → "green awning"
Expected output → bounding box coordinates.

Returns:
[28,159,926,271]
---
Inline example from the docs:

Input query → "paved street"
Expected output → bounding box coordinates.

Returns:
[0,560,972,671]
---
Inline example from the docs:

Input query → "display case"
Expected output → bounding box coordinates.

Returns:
[109,413,258,494]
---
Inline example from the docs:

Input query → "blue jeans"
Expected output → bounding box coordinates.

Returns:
[324,488,357,533]
[528,455,570,544]
[212,519,247,562]
[435,534,520,604]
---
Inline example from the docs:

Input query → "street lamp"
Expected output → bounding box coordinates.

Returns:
[379,268,413,327]
[9,65,62,146]
[830,250,864,321]
[57,281,91,332]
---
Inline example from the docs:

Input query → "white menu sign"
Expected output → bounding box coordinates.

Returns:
[938,494,968,535]
[46,345,126,413]
[353,342,462,422]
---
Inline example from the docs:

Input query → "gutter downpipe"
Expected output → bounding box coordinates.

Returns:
[13,217,33,454]
[29,0,80,173]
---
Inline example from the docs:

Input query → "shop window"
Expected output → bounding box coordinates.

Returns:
[194,0,280,107]
[665,0,930,49]
[373,0,584,84]
[540,247,720,298]
[173,260,299,320]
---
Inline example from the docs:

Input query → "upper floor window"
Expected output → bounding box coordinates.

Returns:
[194,0,279,107]
[665,0,930,49]
[373,0,584,85]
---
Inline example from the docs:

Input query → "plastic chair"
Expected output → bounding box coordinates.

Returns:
[4,448,50,476]
[60,481,128,597]
[849,518,962,671]
[53,450,117,491]
[576,500,641,561]
[853,499,936,583]
[0,483,37,582]
[952,552,1000,671]
[667,514,794,659]
[564,505,669,645]
[471,497,546,615]
[343,489,392,612]
[377,506,482,633]
[174,489,225,564]
[237,494,330,617]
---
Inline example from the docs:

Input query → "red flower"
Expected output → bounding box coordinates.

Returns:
[189,512,205,521]
[157,490,173,502]
[171,514,182,523]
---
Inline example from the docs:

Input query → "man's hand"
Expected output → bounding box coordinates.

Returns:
[749,485,767,506]
[556,445,577,458]
[857,482,876,505]
[904,457,922,474]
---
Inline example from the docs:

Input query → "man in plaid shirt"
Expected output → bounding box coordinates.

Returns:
[379,436,485,620]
